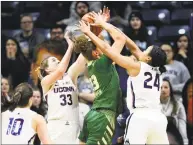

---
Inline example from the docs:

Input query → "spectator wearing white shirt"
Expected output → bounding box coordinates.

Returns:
[160,79,188,144]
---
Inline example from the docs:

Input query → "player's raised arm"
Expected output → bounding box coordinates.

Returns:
[40,31,74,91]
[90,8,126,54]
[67,54,87,85]
[78,21,140,76]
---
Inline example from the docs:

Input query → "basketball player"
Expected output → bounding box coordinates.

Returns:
[74,7,125,144]
[79,12,169,144]
[2,83,52,144]
[37,32,86,144]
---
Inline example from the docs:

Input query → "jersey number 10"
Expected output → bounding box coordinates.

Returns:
[6,118,24,136]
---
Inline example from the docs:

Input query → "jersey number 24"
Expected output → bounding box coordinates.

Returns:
[144,72,160,91]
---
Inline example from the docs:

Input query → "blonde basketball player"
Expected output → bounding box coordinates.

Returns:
[79,12,169,144]
[37,32,86,144]
[2,83,52,144]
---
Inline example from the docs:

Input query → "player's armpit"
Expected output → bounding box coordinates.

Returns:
[34,115,53,144]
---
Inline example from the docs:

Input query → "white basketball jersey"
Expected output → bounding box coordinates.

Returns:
[44,73,79,122]
[127,62,162,110]
[2,108,36,144]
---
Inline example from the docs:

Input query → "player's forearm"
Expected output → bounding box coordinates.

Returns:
[58,44,73,73]
[85,31,109,52]
[100,22,125,42]
[79,93,95,102]
[124,35,143,60]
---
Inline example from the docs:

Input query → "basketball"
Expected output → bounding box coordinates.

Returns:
[82,13,103,36]
[82,13,94,24]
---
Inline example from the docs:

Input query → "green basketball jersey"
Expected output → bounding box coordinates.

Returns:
[87,55,122,113]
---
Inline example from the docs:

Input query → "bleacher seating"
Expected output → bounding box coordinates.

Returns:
[158,25,190,41]
[35,28,50,39]
[151,1,181,10]
[141,9,170,26]
[182,1,193,8]
[1,1,20,13]
[23,2,44,12]
[128,1,150,9]
[2,29,21,37]
[146,26,158,44]
[171,9,193,25]
[1,1,191,44]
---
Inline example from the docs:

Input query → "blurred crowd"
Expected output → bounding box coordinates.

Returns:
[1,1,193,145]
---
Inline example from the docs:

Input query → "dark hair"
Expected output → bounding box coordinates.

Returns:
[149,45,167,74]
[162,78,178,116]
[175,34,191,53]
[74,35,96,60]
[33,40,67,63]
[20,14,33,22]
[75,1,90,14]
[5,37,28,63]
[167,117,184,145]
[31,87,47,117]
[124,11,148,42]
[182,77,193,114]
[50,24,64,33]
[9,83,33,112]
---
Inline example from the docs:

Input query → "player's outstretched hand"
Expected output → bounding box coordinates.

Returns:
[64,31,74,48]
[76,20,91,34]
[89,6,110,26]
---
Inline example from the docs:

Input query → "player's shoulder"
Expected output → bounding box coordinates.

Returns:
[139,61,152,71]
[32,114,45,124]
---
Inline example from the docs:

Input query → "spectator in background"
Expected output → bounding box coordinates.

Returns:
[30,87,48,145]
[30,40,67,87]
[57,1,101,26]
[77,68,95,130]
[50,25,65,41]
[167,117,184,145]
[182,77,193,144]
[64,1,90,32]
[31,87,47,117]
[109,3,132,29]
[175,34,193,76]
[161,44,190,101]
[36,2,71,28]
[1,78,12,112]
[2,38,30,88]
[14,14,45,60]
[160,79,188,144]
[123,11,150,52]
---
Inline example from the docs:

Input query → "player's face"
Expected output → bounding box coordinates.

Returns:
[92,49,102,60]
[177,35,188,50]
[32,90,41,107]
[20,16,33,32]
[46,57,60,74]
[1,78,10,93]
[130,17,142,30]
[50,28,64,41]
[161,44,174,63]
[139,46,152,63]
[161,81,170,100]
[30,48,63,86]
[76,2,89,17]
[6,39,17,55]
